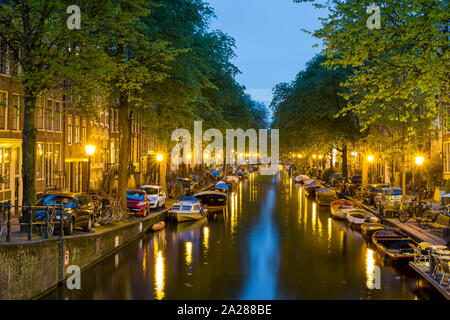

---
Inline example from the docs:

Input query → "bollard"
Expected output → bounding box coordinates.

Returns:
[44,206,49,239]
[6,201,11,242]
[27,205,32,241]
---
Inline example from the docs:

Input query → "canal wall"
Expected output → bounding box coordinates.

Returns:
[0,210,167,300]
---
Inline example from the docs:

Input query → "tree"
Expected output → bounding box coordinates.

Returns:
[271,55,362,176]
[0,0,111,220]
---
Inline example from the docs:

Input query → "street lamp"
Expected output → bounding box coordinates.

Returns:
[156,154,164,162]
[415,156,424,199]
[85,145,96,193]
[367,155,374,184]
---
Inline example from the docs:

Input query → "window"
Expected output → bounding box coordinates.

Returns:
[10,94,20,130]
[54,143,61,175]
[67,115,73,145]
[2,148,11,189]
[54,102,62,131]
[74,116,80,143]
[445,142,450,173]
[0,38,8,75]
[0,91,7,130]
[36,143,44,179]
[115,109,119,131]
[46,99,53,131]
[36,97,44,130]
[45,143,53,187]
[81,118,87,143]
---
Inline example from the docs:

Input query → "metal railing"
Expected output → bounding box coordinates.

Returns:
[0,201,67,243]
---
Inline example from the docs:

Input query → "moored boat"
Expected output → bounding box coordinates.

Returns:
[347,209,379,226]
[294,175,310,183]
[151,221,165,232]
[168,196,208,222]
[193,190,228,213]
[315,187,338,206]
[330,199,359,220]
[372,228,418,260]
[361,222,385,237]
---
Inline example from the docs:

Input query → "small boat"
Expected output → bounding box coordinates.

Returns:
[315,187,338,206]
[294,175,309,183]
[151,221,165,231]
[193,190,228,213]
[304,180,321,197]
[372,228,418,261]
[330,199,360,220]
[361,223,385,237]
[168,196,208,222]
[347,208,379,225]
[225,175,239,185]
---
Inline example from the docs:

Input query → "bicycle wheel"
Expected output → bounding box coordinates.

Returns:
[100,206,113,225]
[0,214,4,237]
[398,210,410,223]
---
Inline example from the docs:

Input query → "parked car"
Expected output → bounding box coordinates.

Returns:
[330,173,344,186]
[140,185,166,209]
[35,191,95,235]
[374,187,403,210]
[126,190,150,216]
[362,184,389,205]
[346,175,362,196]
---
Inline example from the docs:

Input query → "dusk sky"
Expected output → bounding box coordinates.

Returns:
[207,0,328,106]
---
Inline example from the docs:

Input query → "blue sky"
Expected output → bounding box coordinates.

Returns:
[207,0,328,106]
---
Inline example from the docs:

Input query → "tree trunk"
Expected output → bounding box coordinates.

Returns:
[401,153,406,205]
[21,89,37,220]
[342,144,348,177]
[118,93,130,211]
[330,157,333,172]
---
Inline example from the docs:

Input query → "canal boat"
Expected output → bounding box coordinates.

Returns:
[304,180,321,197]
[372,228,418,261]
[347,209,379,227]
[361,222,385,237]
[294,175,309,183]
[193,190,228,213]
[315,187,338,206]
[169,196,208,222]
[330,199,360,220]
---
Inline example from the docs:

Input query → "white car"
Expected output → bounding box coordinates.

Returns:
[140,185,166,209]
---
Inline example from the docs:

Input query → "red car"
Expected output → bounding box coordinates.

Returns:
[126,190,150,216]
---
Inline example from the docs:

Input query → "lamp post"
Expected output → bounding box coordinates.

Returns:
[85,145,96,193]
[157,153,167,195]
[415,156,424,199]
[367,155,374,184]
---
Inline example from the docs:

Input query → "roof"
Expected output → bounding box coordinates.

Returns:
[141,185,161,189]
[178,196,199,202]
[43,190,83,197]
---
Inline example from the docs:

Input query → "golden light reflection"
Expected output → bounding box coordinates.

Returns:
[185,241,193,266]
[289,178,292,200]
[298,187,302,225]
[312,202,316,226]
[327,218,332,254]
[203,226,209,253]
[154,251,165,300]
[366,248,376,289]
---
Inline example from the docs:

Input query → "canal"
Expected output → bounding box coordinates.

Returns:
[42,172,442,300]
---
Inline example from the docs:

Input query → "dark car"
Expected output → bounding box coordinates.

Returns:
[346,175,362,196]
[330,173,344,186]
[362,184,389,205]
[35,192,95,235]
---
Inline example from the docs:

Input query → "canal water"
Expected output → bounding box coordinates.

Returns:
[42,172,442,300]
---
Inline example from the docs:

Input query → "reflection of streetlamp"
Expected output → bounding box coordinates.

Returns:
[415,156,424,199]
[85,145,96,193]
[367,155,374,184]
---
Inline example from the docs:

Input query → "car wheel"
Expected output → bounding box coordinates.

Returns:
[64,218,74,236]
[83,215,93,232]
[162,201,166,208]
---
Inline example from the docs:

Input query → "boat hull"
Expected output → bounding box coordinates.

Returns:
[171,211,205,222]
[372,228,418,261]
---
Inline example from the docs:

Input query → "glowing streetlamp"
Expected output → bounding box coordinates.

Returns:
[85,145,96,193]
[415,156,424,199]
[367,155,374,163]
[156,154,164,162]
[415,156,424,166]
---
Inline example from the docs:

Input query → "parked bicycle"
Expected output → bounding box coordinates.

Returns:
[35,206,58,237]
[398,198,437,228]
[94,196,127,225]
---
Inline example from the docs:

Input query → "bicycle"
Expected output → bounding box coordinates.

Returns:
[36,206,57,238]
[398,199,434,228]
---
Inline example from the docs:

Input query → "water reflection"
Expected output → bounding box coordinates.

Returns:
[41,173,440,300]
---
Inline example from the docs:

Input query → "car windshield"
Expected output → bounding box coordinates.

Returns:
[142,188,158,195]
[127,192,145,200]
[389,190,402,196]
[37,195,75,208]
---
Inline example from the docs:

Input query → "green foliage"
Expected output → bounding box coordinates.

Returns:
[321,168,334,182]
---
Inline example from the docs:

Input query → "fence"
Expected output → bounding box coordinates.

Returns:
[0,201,67,243]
